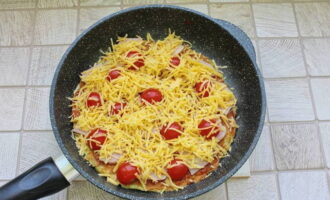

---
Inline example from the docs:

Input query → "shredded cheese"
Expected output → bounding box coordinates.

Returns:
[71,32,237,190]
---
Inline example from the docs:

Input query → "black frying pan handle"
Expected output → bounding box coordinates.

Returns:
[0,157,70,200]
[214,19,257,65]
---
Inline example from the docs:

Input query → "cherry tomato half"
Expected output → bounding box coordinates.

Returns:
[195,81,212,97]
[198,119,220,139]
[170,57,180,67]
[87,92,102,107]
[140,88,163,104]
[117,162,139,185]
[110,102,127,115]
[107,69,121,81]
[127,51,140,58]
[87,128,107,150]
[126,51,144,70]
[167,159,189,181]
[160,122,183,140]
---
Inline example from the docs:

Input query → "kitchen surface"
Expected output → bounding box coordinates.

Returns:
[0,0,330,199]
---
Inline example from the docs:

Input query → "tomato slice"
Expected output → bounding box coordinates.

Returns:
[140,88,163,104]
[198,119,220,139]
[107,69,121,81]
[170,57,180,67]
[117,162,139,185]
[195,81,212,97]
[87,128,107,150]
[167,159,189,181]
[87,92,102,107]
[110,102,127,115]
[127,51,139,58]
[126,51,144,70]
[160,122,183,140]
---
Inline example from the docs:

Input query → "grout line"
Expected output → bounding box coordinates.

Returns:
[0,130,53,133]
[206,0,211,16]
[224,182,229,200]
[76,0,81,37]
[251,168,328,175]
[0,43,71,48]
[0,1,328,12]
[15,0,39,177]
[120,0,124,9]
[269,120,315,125]
[268,124,283,200]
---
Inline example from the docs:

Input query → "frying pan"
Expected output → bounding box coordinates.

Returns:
[0,5,266,200]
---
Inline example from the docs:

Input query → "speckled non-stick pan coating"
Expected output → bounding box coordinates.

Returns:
[50,5,266,200]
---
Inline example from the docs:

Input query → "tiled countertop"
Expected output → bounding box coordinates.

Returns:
[0,0,329,199]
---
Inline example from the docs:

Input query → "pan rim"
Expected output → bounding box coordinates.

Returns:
[49,4,266,200]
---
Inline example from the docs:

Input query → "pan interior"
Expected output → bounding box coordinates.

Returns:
[50,5,264,200]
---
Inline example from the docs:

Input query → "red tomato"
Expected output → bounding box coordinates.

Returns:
[126,51,144,70]
[116,162,139,185]
[167,159,189,181]
[170,57,180,67]
[110,102,127,115]
[87,129,107,150]
[198,119,220,139]
[107,69,121,81]
[127,51,140,58]
[140,88,163,104]
[87,92,102,107]
[160,122,183,140]
[195,81,212,97]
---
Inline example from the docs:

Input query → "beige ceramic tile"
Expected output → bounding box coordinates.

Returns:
[41,190,67,200]
[0,133,20,179]
[265,79,314,122]
[295,3,330,37]
[167,0,206,3]
[233,160,250,177]
[251,0,289,2]
[258,39,306,78]
[279,171,329,200]
[0,47,30,86]
[0,181,7,186]
[271,123,323,170]
[80,0,121,6]
[227,174,279,200]
[0,11,34,46]
[210,0,248,2]
[253,3,298,37]
[68,181,122,200]
[311,78,330,120]
[19,132,61,173]
[319,122,330,168]
[0,89,25,131]
[192,184,227,200]
[79,7,121,33]
[24,88,52,130]
[29,46,68,86]
[37,0,77,8]
[177,4,208,15]
[250,125,275,171]
[0,0,36,9]
[210,4,255,38]
[303,39,330,76]
[34,9,77,45]
[122,0,164,5]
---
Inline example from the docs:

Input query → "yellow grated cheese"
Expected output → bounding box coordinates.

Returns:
[71,32,237,190]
